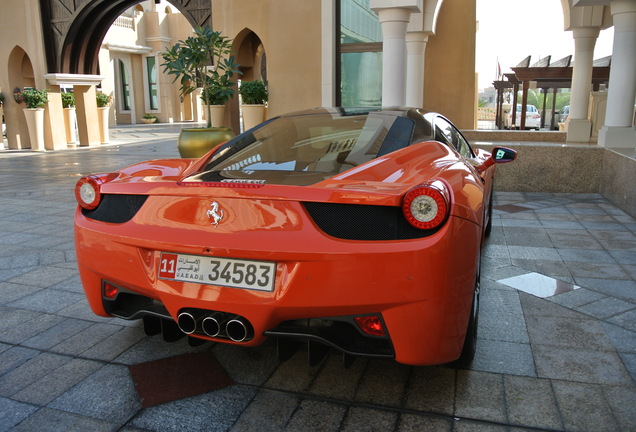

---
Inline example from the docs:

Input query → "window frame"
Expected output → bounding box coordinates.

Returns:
[118,59,131,112]
[433,115,475,159]
[144,55,159,112]
[336,0,383,107]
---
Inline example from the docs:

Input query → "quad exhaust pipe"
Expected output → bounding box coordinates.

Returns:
[202,312,227,337]
[226,316,253,342]
[177,311,199,334]
[176,310,253,342]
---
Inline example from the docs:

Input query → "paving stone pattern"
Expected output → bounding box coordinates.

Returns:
[0,125,635,431]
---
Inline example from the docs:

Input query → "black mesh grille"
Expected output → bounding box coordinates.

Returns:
[302,202,439,240]
[82,194,148,223]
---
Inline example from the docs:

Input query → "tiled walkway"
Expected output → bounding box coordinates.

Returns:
[0,128,634,431]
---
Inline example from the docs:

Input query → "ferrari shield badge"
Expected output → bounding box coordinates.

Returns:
[206,202,224,228]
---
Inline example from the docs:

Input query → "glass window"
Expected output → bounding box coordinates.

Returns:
[146,56,158,110]
[340,52,382,107]
[455,130,472,158]
[338,0,382,107]
[340,0,382,44]
[434,117,473,158]
[119,60,131,111]
[188,110,414,186]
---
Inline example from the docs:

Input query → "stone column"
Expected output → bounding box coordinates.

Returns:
[566,27,599,142]
[599,0,636,148]
[371,0,422,107]
[74,85,101,147]
[43,85,67,150]
[405,31,428,107]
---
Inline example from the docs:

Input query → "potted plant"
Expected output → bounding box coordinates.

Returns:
[96,92,112,108]
[16,88,48,108]
[142,113,157,124]
[200,86,229,131]
[239,80,268,131]
[162,25,241,157]
[15,88,48,151]
[96,91,112,144]
[61,92,77,144]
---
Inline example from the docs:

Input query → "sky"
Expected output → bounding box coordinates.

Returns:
[475,0,615,90]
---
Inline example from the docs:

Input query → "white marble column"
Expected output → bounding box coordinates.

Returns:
[371,0,422,107]
[566,27,599,142]
[599,0,636,148]
[406,32,428,107]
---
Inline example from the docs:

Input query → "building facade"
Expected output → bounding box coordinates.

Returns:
[0,0,479,151]
[0,0,632,151]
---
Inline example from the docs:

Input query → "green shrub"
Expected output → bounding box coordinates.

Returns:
[16,88,48,108]
[61,92,75,108]
[239,81,268,105]
[96,92,112,107]
[201,87,230,105]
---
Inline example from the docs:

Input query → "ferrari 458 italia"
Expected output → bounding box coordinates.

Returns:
[74,107,516,366]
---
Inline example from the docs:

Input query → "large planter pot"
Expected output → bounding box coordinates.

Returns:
[23,108,46,152]
[177,127,235,158]
[241,104,266,131]
[141,117,157,124]
[97,107,110,144]
[63,107,77,144]
[204,104,226,128]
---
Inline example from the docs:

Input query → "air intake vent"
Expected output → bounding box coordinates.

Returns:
[82,194,148,223]
[302,202,440,240]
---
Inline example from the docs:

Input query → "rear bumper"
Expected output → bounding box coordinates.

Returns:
[75,208,480,365]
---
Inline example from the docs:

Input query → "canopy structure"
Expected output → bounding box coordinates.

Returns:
[493,55,611,130]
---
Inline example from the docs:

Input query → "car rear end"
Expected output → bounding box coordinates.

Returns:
[74,175,481,365]
[73,108,484,365]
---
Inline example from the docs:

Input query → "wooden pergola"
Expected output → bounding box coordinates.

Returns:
[493,55,611,130]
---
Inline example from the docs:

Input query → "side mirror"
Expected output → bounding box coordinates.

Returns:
[492,147,516,163]
[475,146,516,174]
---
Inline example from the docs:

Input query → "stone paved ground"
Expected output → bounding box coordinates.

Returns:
[0,124,635,431]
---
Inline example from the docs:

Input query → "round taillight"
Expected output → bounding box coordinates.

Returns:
[75,176,103,210]
[402,184,449,230]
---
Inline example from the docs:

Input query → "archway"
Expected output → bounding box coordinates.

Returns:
[236,31,267,82]
[39,0,211,74]
[229,29,267,131]
[6,46,35,149]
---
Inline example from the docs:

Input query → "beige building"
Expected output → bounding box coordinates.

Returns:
[99,3,194,126]
[0,0,633,151]
[0,0,478,151]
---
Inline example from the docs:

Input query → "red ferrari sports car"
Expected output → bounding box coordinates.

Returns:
[74,107,515,366]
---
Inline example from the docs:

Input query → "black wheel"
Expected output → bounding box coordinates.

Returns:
[484,185,494,237]
[454,257,480,367]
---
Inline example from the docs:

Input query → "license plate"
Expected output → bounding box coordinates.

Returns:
[159,253,276,292]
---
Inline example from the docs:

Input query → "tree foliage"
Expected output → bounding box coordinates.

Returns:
[518,89,570,111]
[161,26,241,128]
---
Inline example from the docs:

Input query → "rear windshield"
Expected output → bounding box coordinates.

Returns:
[186,112,414,186]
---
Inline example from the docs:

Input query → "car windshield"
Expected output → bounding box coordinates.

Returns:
[186,111,415,186]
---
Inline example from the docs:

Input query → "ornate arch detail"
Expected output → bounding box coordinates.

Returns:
[39,0,211,74]
[232,28,267,82]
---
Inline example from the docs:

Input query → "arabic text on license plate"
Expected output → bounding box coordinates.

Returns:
[159,253,275,292]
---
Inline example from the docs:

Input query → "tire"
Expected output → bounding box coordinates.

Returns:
[454,256,480,367]
[484,185,494,237]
